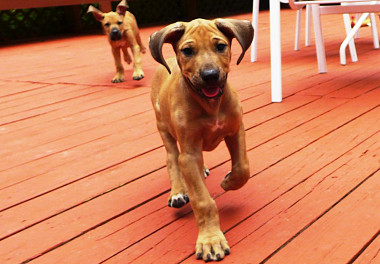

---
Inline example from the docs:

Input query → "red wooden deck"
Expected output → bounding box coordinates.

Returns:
[1,10,379,264]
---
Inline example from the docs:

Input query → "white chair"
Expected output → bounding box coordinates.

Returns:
[251,0,306,62]
[288,0,380,73]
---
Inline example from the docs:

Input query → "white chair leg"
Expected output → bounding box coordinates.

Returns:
[251,0,260,62]
[305,4,312,46]
[295,9,302,51]
[340,13,370,65]
[343,13,358,63]
[270,0,282,102]
[311,4,327,73]
[370,13,379,49]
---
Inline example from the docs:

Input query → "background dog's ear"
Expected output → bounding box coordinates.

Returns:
[116,0,129,16]
[214,19,254,65]
[87,5,104,22]
[149,22,185,74]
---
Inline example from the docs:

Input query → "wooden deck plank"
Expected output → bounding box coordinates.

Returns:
[0,127,162,211]
[0,9,379,264]
[219,133,380,264]
[0,85,107,125]
[0,81,50,97]
[353,233,380,264]
[264,170,380,264]
[0,95,154,171]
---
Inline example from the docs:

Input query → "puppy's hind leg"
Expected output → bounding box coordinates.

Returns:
[159,129,189,208]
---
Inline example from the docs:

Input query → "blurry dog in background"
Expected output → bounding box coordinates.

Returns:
[88,0,145,82]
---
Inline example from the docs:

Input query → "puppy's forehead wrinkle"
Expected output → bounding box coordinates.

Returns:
[183,20,222,40]
[104,12,122,23]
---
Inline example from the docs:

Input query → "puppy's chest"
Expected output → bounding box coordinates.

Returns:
[201,117,234,151]
[110,38,128,48]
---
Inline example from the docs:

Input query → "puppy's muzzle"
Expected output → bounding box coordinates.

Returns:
[110,28,122,41]
[190,67,225,100]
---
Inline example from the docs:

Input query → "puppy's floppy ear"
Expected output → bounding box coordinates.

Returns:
[149,22,185,74]
[116,0,129,16]
[214,19,254,65]
[87,5,104,22]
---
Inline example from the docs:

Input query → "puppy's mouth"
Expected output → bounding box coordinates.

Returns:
[110,32,122,41]
[187,79,225,100]
[185,70,227,100]
[201,86,223,99]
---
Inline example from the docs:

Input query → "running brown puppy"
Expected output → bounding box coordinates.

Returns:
[88,0,145,82]
[149,18,253,261]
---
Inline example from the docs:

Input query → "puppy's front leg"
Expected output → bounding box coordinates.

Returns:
[111,47,124,83]
[121,45,132,64]
[158,127,189,208]
[125,30,144,80]
[178,143,230,261]
[221,123,250,191]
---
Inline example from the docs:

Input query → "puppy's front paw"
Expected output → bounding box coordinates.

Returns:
[132,69,144,80]
[221,168,249,191]
[112,73,124,83]
[195,230,230,262]
[168,193,189,208]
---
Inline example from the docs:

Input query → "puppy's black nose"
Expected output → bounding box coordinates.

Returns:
[200,68,220,82]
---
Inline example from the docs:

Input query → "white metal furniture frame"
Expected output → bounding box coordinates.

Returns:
[340,4,379,65]
[268,0,380,102]
[251,0,308,63]
[252,0,378,64]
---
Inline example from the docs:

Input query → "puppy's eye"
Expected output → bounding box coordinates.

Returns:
[117,21,123,25]
[104,22,110,27]
[216,43,227,52]
[181,47,194,57]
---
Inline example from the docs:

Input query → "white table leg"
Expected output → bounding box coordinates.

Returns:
[305,5,311,46]
[311,4,327,73]
[370,13,379,49]
[295,9,302,51]
[269,0,282,102]
[270,0,282,102]
[251,0,260,62]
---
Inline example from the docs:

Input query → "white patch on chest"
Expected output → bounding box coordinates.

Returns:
[209,119,225,133]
